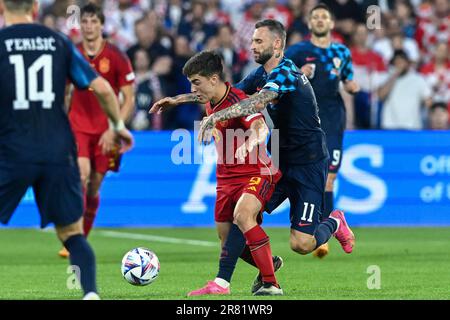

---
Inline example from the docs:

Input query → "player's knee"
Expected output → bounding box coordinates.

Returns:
[55,219,83,243]
[233,208,257,230]
[290,238,314,255]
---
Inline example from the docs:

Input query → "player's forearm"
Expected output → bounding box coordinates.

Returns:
[212,90,277,123]
[174,93,200,105]
[120,96,135,123]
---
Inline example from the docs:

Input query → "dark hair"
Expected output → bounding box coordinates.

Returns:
[255,19,287,49]
[390,49,410,64]
[3,0,34,12]
[81,3,105,25]
[182,51,225,79]
[309,3,334,19]
[430,102,448,113]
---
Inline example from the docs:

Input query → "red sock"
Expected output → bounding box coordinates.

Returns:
[244,225,277,285]
[83,195,99,237]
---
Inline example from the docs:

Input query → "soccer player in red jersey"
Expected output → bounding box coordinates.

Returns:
[59,3,135,258]
[150,51,283,296]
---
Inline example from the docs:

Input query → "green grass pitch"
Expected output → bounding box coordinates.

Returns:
[0,227,448,300]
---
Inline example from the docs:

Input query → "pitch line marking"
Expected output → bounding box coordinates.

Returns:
[97,230,217,247]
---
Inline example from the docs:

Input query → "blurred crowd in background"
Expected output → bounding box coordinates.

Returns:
[1,0,448,131]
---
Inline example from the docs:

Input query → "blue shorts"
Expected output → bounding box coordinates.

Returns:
[326,134,343,174]
[0,162,83,228]
[265,159,328,235]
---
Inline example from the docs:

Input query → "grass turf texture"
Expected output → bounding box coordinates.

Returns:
[0,227,448,300]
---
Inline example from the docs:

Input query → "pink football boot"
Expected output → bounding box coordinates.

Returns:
[187,281,230,297]
[330,210,355,253]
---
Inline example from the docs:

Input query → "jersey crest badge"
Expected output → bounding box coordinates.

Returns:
[99,57,110,74]
[332,57,342,69]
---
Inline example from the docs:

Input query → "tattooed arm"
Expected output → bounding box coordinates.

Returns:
[214,90,277,122]
[198,90,278,143]
[149,93,200,114]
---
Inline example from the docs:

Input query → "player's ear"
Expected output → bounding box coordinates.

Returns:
[210,74,218,86]
[330,18,335,30]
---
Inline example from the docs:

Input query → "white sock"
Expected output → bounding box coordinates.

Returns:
[214,278,230,289]
[330,217,340,234]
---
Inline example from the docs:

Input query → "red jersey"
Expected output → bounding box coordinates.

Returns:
[69,41,135,134]
[206,84,275,183]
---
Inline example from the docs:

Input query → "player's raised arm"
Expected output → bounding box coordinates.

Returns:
[149,93,200,114]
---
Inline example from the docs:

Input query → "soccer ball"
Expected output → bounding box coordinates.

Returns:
[121,247,160,286]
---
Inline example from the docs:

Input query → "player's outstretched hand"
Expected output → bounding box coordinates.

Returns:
[344,80,360,94]
[116,128,134,153]
[198,115,215,144]
[149,97,178,114]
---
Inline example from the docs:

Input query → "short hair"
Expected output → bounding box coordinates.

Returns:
[182,51,225,80]
[255,19,287,49]
[3,0,34,12]
[430,102,448,113]
[309,3,335,19]
[81,3,105,25]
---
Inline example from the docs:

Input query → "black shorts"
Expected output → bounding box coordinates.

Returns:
[0,162,83,228]
[265,159,328,235]
[326,134,343,174]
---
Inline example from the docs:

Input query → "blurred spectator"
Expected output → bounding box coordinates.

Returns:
[395,0,417,39]
[204,0,232,25]
[428,102,449,130]
[126,17,171,68]
[321,0,365,41]
[263,0,293,28]
[415,0,450,64]
[215,24,246,83]
[351,24,388,129]
[163,35,201,130]
[378,50,432,129]
[177,0,217,52]
[287,0,312,39]
[163,0,186,35]
[103,0,144,51]
[131,49,164,131]
[234,0,266,61]
[373,16,420,64]
[419,41,450,110]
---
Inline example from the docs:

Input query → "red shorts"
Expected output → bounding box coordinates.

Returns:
[215,170,282,223]
[73,131,122,174]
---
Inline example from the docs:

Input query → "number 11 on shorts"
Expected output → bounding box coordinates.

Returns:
[301,202,315,222]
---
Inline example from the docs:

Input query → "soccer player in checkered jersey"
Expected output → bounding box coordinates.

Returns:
[198,19,355,291]
[0,0,133,299]
[285,4,360,258]
[59,3,135,258]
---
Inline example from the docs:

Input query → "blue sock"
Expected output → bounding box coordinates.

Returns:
[217,223,246,283]
[322,191,334,219]
[64,234,97,295]
[313,218,338,249]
